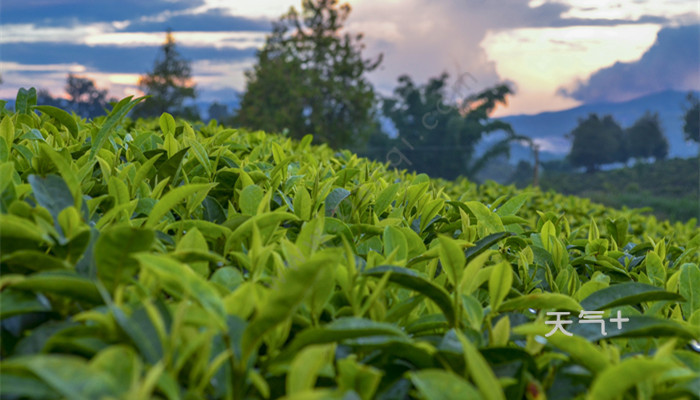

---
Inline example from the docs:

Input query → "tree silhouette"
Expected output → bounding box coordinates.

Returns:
[134,29,198,119]
[207,102,229,124]
[65,74,109,118]
[568,114,625,173]
[381,73,520,180]
[626,112,668,161]
[683,93,699,143]
[235,0,382,148]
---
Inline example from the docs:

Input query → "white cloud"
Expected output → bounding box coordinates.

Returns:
[4,0,697,116]
[483,24,660,114]
[201,0,299,18]
[84,31,265,49]
[561,0,698,21]
[0,23,116,44]
[191,58,255,95]
[1,23,266,49]
[0,62,86,73]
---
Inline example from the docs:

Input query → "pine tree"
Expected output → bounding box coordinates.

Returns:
[134,29,198,119]
[235,0,382,148]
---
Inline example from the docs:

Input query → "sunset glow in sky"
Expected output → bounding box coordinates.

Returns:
[1,0,698,116]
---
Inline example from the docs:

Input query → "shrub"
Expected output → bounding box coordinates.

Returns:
[0,90,698,399]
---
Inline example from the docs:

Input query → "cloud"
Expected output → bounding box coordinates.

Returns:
[559,24,700,103]
[349,0,672,98]
[119,8,271,32]
[1,42,257,74]
[1,0,204,26]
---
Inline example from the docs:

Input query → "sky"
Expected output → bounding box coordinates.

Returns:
[1,0,698,116]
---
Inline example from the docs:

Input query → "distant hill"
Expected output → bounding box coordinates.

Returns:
[483,90,700,164]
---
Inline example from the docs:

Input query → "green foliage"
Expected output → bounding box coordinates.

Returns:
[568,114,627,172]
[235,0,382,148]
[683,92,699,143]
[379,74,522,180]
[626,111,669,161]
[541,157,699,222]
[1,92,698,400]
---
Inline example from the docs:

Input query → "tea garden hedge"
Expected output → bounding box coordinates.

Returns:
[0,89,699,400]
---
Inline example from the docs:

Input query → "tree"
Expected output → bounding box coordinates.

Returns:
[207,102,230,123]
[36,89,66,111]
[568,114,625,173]
[65,74,109,118]
[683,93,699,143]
[381,73,520,180]
[134,29,198,119]
[235,0,382,148]
[626,112,668,161]
[66,74,107,104]
[509,160,535,188]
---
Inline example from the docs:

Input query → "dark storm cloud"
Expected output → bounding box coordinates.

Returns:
[1,0,204,25]
[119,8,271,32]
[560,24,700,103]
[439,0,668,30]
[2,42,257,74]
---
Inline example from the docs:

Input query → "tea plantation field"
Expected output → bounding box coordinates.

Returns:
[1,91,699,399]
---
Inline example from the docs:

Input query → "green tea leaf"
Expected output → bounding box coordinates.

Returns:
[580,282,685,311]
[679,263,700,318]
[28,174,74,224]
[293,186,312,220]
[242,252,337,361]
[89,96,146,161]
[11,271,102,304]
[499,293,581,312]
[135,253,226,328]
[455,330,505,400]
[95,226,154,285]
[488,261,512,312]
[0,115,15,144]
[2,250,72,272]
[363,266,456,327]
[512,323,609,372]
[496,193,531,216]
[383,226,408,262]
[569,315,697,341]
[374,183,399,216]
[0,289,51,318]
[281,317,408,357]
[588,358,674,400]
[2,355,121,400]
[464,232,511,263]
[325,187,350,216]
[240,185,264,215]
[409,369,483,400]
[438,235,466,287]
[465,201,505,234]
[159,112,176,135]
[33,105,78,137]
[287,344,335,394]
[645,252,666,287]
[146,183,216,227]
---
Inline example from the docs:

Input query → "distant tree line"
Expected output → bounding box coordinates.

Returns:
[32,0,699,182]
[37,29,199,121]
[568,112,669,173]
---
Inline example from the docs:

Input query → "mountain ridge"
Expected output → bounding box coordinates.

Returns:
[490,89,699,164]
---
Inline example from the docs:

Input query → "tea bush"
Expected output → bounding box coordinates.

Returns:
[1,90,699,399]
